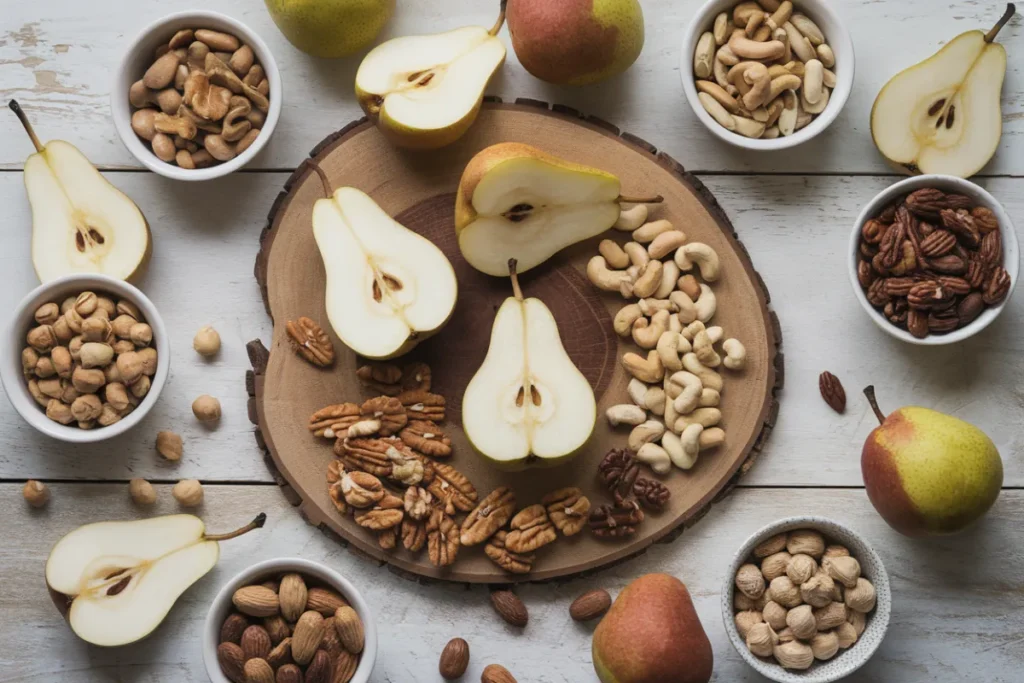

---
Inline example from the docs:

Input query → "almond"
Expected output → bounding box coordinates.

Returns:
[291,610,326,665]
[321,616,342,654]
[242,657,274,683]
[232,585,280,617]
[489,590,528,628]
[304,649,332,683]
[216,641,245,683]
[333,606,364,654]
[240,624,272,660]
[333,649,359,683]
[219,613,249,644]
[569,589,612,622]
[482,663,518,683]
[438,637,469,679]
[306,587,348,616]
[263,615,291,644]
[266,636,292,669]
[274,663,303,683]
[279,573,308,622]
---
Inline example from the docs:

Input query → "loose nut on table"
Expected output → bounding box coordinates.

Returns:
[613,204,648,231]
[598,239,630,269]
[632,219,674,243]
[172,479,203,506]
[632,309,669,349]
[586,256,628,292]
[628,420,665,452]
[623,350,665,383]
[23,479,50,507]
[193,325,221,356]
[156,430,183,461]
[192,394,222,422]
[636,442,672,474]
[129,478,157,505]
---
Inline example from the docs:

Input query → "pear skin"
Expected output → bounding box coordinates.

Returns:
[265,0,395,58]
[861,387,1003,536]
[592,574,713,683]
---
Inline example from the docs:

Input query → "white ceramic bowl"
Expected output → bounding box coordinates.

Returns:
[112,10,282,181]
[680,0,854,150]
[0,274,169,443]
[204,558,377,683]
[722,517,891,683]
[848,175,1019,345]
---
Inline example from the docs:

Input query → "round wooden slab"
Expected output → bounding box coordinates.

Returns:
[247,99,783,584]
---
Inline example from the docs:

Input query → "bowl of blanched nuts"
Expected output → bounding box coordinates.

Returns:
[722,517,890,682]
[112,10,281,180]
[681,0,854,149]
[0,274,168,443]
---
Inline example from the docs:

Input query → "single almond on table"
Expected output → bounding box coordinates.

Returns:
[438,637,470,679]
[334,605,365,654]
[279,572,308,622]
[569,589,612,621]
[482,663,518,683]
[290,610,326,665]
[489,590,528,628]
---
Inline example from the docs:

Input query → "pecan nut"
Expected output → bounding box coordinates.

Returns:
[484,530,534,575]
[928,310,959,333]
[883,277,915,297]
[340,471,384,508]
[427,508,460,567]
[937,276,971,296]
[857,260,875,289]
[888,241,918,276]
[965,257,989,289]
[925,254,967,275]
[589,500,645,539]
[866,278,890,307]
[286,317,334,367]
[427,461,478,514]
[505,504,557,553]
[378,527,398,550]
[979,229,1002,269]
[633,478,671,510]
[983,266,1011,305]
[397,390,446,422]
[309,403,360,438]
[971,206,999,233]
[403,486,433,521]
[400,362,432,391]
[541,487,591,537]
[905,188,973,219]
[957,292,985,325]
[460,487,516,546]
[399,420,452,458]
[598,449,639,501]
[402,517,427,553]
[919,229,957,257]
[386,444,427,486]
[907,309,929,339]
[327,480,348,515]
[940,209,980,248]
[861,219,887,244]
[359,396,407,436]
[326,459,344,484]
[883,298,908,327]
[338,437,393,478]
[818,371,846,413]
[355,363,403,396]
[354,492,404,530]
[907,281,952,310]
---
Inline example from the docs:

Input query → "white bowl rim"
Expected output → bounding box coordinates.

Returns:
[679,0,855,151]
[203,557,377,683]
[111,9,283,182]
[721,516,892,683]
[847,174,1019,345]
[0,273,169,443]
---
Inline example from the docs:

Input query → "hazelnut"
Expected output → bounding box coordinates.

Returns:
[734,609,763,639]
[193,325,221,356]
[760,551,791,581]
[801,572,836,608]
[192,394,221,422]
[786,529,825,558]
[768,575,801,608]
[173,479,204,506]
[130,322,153,347]
[786,553,817,585]
[157,430,183,461]
[34,303,60,325]
[844,578,876,614]
[786,604,817,640]
[753,532,788,558]
[773,641,814,671]
[813,601,848,631]
[824,555,861,589]
[23,480,50,507]
[735,563,765,599]
[810,630,839,661]
[762,601,788,631]
[129,478,157,505]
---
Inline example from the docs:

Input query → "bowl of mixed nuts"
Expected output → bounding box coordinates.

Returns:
[203,557,376,683]
[722,517,891,682]
[849,174,1019,345]
[0,273,168,443]
[112,10,282,180]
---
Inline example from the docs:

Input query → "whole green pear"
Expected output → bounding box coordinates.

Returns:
[264,0,395,58]
[507,0,644,85]
[861,386,1003,536]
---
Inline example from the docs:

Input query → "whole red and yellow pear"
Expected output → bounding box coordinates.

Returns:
[861,387,1003,537]
[592,574,713,683]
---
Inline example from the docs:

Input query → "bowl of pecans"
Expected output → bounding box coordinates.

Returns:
[849,175,1018,345]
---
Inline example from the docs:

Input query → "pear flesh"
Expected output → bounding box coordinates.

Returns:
[313,186,458,359]
[463,264,596,469]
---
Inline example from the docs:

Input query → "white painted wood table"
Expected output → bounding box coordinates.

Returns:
[1,1,1022,681]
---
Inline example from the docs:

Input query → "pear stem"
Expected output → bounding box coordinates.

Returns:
[863,386,887,425]
[310,162,334,198]
[8,100,43,153]
[508,258,524,301]
[490,2,507,36]
[204,513,267,542]
[618,194,665,204]
[985,3,1016,42]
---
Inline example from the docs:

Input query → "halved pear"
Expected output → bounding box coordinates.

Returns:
[355,9,507,149]
[9,100,151,283]
[46,513,264,647]
[463,259,596,470]
[311,179,457,359]
[871,4,1015,178]
[455,143,624,276]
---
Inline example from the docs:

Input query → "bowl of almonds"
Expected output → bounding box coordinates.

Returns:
[1,273,168,443]
[722,517,890,682]
[112,10,281,180]
[849,174,1018,345]
[204,557,376,683]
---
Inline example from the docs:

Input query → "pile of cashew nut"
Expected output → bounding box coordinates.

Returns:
[691,1,836,139]
[590,203,748,475]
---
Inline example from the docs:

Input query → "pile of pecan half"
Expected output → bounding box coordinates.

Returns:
[857,188,1010,339]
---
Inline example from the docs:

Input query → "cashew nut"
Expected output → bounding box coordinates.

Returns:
[698,93,737,131]
[614,303,644,337]
[700,427,726,450]
[742,62,771,111]
[644,386,667,416]
[683,353,723,391]
[706,325,724,344]
[682,320,705,342]
[623,350,665,383]
[733,116,766,139]
[744,10,766,39]
[663,387,680,434]
[669,291,698,325]
[790,13,824,45]
[675,408,723,434]
[733,1,763,26]
[629,420,666,451]
[657,331,684,372]
[632,219,674,244]
[674,243,721,282]
[670,372,704,415]
[606,404,647,427]
[700,388,721,407]
[729,32,786,61]
[655,259,680,299]
[693,329,722,368]
[672,424,703,470]
[696,79,741,114]
[678,274,701,300]
[717,43,740,66]
[627,378,649,407]
[648,231,688,260]
[598,239,630,269]
[632,260,663,299]
[767,1,793,29]
[638,298,676,315]
[614,204,648,231]
[587,256,628,292]
[623,242,650,268]
[668,314,683,335]
[694,31,715,79]
[632,310,670,349]
[767,74,802,103]
[636,443,672,475]
[723,338,748,370]
[817,43,835,68]
[765,98,784,127]
[695,284,718,322]
[714,54,732,88]
[803,59,824,105]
